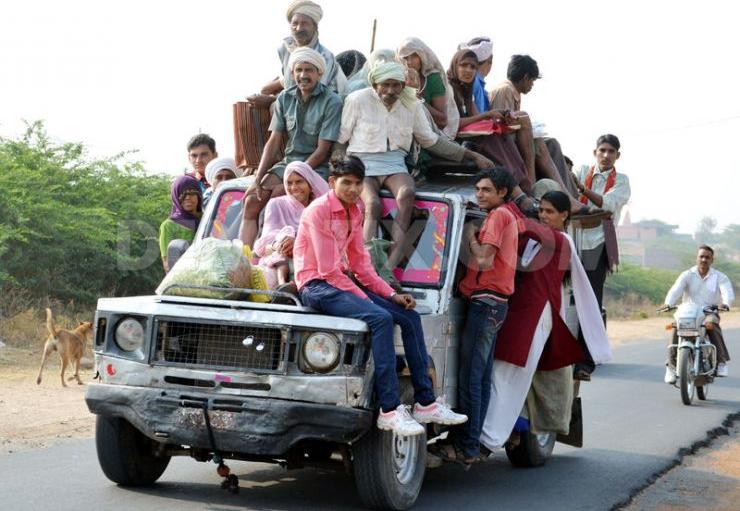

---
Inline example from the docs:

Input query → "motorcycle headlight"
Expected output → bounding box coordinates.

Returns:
[678,319,696,330]
[302,332,340,372]
[115,317,145,352]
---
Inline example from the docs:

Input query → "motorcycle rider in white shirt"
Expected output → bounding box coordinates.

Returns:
[662,245,734,382]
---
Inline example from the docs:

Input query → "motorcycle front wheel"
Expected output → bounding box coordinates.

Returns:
[678,347,695,405]
[697,384,709,400]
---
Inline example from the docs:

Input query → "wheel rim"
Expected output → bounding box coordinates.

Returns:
[392,431,418,485]
[536,432,553,448]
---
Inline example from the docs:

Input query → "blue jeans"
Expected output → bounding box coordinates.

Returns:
[300,280,435,412]
[455,298,508,457]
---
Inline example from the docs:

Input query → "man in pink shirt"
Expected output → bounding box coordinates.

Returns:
[294,156,467,436]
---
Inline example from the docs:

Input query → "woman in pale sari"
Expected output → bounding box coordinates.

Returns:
[397,37,460,139]
[253,161,329,288]
[480,191,611,450]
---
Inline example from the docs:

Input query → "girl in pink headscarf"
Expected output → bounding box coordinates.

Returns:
[254,161,329,288]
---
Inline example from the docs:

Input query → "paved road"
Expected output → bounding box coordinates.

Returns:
[2,330,738,511]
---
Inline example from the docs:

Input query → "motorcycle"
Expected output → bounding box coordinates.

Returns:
[658,304,727,405]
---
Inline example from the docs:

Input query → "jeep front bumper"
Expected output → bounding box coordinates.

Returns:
[86,383,373,456]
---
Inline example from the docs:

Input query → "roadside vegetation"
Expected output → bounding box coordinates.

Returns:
[0,122,170,349]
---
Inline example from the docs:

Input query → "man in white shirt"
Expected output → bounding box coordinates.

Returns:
[339,61,492,270]
[663,245,734,381]
[571,134,631,380]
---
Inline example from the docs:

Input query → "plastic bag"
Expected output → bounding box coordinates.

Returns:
[156,238,252,299]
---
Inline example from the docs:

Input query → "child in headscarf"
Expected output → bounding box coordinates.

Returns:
[159,175,203,272]
[446,49,535,212]
[253,161,329,288]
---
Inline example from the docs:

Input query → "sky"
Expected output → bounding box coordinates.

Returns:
[2,0,739,233]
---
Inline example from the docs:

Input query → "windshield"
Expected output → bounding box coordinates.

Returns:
[379,197,450,288]
[206,190,451,288]
[208,190,245,240]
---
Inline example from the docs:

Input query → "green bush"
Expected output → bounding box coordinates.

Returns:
[605,263,679,305]
[0,122,171,309]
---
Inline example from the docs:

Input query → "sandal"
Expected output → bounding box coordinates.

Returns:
[573,368,592,382]
[428,442,476,469]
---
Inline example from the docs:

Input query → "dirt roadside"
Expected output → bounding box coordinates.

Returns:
[1,313,739,509]
[621,423,740,511]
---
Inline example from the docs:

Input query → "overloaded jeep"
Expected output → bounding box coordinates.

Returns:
[86,172,573,510]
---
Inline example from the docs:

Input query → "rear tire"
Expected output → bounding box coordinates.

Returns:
[505,431,556,468]
[95,415,170,486]
[678,348,695,406]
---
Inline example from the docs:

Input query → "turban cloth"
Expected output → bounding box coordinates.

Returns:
[286,0,323,24]
[288,46,327,74]
[460,38,493,63]
[367,61,418,110]
[205,157,237,185]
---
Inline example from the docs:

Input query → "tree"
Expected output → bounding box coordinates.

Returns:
[694,216,717,243]
[0,121,171,307]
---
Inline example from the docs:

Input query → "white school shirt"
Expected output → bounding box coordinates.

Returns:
[576,165,631,250]
[338,88,439,154]
[665,266,735,308]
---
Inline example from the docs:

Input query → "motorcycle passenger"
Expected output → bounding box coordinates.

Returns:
[662,245,734,382]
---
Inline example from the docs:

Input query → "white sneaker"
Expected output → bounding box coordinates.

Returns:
[412,397,468,425]
[664,366,677,384]
[377,405,425,436]
[717,363,729,377]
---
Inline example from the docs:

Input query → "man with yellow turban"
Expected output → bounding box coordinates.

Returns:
[339,62,494,272]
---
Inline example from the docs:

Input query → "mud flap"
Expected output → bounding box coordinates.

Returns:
[556,396,583,447]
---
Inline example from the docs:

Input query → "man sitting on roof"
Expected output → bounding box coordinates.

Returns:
[338,61,493,271]
[248,0,344,109]
[239,47,342,248]
[490,55,584,212]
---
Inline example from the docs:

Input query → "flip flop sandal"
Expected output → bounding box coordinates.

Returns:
[429,442,476,469]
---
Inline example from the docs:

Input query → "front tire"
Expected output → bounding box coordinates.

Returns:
[505,431,556,467]
[697,384,709,400]
[95,415,171,486]
[353,426,426,511]
[678,348,695,405]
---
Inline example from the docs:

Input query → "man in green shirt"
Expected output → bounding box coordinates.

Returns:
[239,47,342,248]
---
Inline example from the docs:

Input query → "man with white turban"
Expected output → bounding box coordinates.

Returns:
[459,36,494,113]
[203,157,238,206]
[338,62,494,271]
[239,46,342,247]
[248,0,344,107]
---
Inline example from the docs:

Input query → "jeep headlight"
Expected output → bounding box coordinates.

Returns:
[115,317,145,352]
[302,332,340,372]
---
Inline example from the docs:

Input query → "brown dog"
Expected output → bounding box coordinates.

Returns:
[36,308,94,387]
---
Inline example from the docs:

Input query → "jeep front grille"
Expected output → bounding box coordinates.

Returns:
[154,320,284,372]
